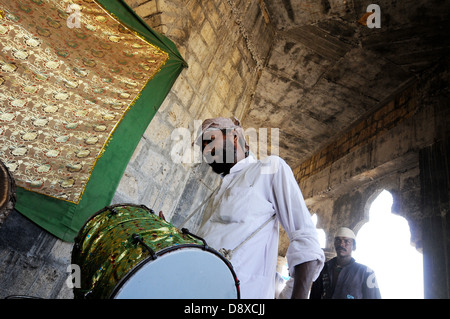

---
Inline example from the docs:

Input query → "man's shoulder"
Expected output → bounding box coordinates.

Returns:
[259,155,284,163]
[353,260,376,273]
[257,155,291,175]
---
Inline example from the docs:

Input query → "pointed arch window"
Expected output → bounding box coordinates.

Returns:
[354,190,424,298]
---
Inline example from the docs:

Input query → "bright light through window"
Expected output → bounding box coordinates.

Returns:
[353,190,424,299]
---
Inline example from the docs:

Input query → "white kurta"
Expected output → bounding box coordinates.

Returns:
[197,155,325,299]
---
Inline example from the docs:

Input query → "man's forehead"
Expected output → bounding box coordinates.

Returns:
[202,128,221,137]
[204,127,223,133]
[335,236,353,240]
[203,128,234,137]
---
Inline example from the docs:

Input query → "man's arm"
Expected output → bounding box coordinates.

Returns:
[291,260,321,299]
[267,156,325,298]
[363,268,382,299]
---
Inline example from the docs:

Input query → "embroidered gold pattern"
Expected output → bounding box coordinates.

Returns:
[0,0,168,203]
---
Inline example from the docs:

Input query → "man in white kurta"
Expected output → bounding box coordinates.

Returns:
[195,117,325,299]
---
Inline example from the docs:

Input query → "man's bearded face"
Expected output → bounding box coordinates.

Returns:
[202,129,238,175]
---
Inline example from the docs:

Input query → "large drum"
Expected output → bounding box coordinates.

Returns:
[72,204,240,299]
[0,160,16,225]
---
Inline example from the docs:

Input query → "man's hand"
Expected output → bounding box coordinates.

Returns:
[291,260,320,299]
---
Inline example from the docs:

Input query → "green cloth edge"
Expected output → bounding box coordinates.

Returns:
[14,0,186,242]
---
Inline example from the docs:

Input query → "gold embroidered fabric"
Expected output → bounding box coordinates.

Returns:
[0,0,168,203]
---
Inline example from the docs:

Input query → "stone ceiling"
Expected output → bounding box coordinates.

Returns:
[242,0,450,168]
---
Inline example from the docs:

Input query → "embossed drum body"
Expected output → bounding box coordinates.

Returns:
[72,204,240,299]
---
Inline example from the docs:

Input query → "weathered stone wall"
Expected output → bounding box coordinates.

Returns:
[112,0,274,226]
[420,137,450,298]
[293,81,427,249]
[292,83,420,184]
[282,60,450,298]
[0,0,274,298]
[286,62,448,248]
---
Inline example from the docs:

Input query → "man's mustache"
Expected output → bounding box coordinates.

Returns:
[336,247,347,252]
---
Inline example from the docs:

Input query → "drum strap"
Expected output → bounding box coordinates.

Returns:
[219,214,276,261]
[179,185,276,261]
[178,185,220,229]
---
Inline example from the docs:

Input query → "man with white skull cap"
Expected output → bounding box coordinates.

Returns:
[192,116,325,299]
[310,227,381,299]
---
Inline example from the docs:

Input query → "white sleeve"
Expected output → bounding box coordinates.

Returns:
[267,156,325,281]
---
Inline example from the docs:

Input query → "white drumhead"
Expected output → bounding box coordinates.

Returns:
[112,247,238,299]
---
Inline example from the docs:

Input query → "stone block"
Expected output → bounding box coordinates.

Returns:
[189,33,208,61]
[200,20,216,47]
[143,113,175,150]
[185,58,204,86]
[157,0,179,13]
[203,1,220,30]
[133,1,158,18]
[214,72,230,100]
[207,91,224,115]
[166,102,189,128]
[187,1,205,25]
[114,168,141,203]
[125,0,152,9]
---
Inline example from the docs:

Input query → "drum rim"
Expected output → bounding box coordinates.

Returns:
[74,203,154,238]
[109,243,241,299]
[0,160,16,213]
[72,203,154,256]
[71,203,160,298]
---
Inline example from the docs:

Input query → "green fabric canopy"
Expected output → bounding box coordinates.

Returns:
[10,0,187,241]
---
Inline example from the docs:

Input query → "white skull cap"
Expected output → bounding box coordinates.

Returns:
[334,227,356,240]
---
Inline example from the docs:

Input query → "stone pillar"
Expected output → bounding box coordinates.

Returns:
[420,138,450,299]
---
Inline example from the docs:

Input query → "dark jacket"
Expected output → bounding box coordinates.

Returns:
[310,257,381,299]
